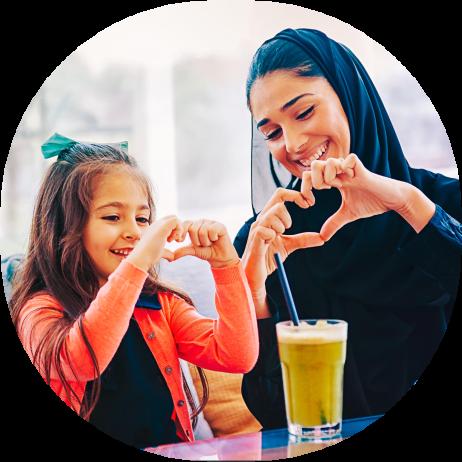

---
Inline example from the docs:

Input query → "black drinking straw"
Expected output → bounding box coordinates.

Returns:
[274,252,300,326]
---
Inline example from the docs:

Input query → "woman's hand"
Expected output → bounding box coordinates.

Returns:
[303,154,436,240]
[241,188,324,299]
[173,219,240,268]
[126,215,183,271]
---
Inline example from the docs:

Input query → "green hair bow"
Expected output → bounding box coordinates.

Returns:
[41,132,129,159]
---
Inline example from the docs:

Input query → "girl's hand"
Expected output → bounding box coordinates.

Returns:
[242,188,324,296]
[303,154,435,240]
[126,215,183,271]
[173,219,240,268]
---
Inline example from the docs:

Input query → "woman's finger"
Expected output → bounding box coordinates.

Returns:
[258,202,292,230]
[301,171,315,205]
[319,210,351,242]
[283,232,325,254]
[311,160,330,189]
[324,158,339,184]
[261,213,287,234]
[253,225,277,245]
[262,187,310,214]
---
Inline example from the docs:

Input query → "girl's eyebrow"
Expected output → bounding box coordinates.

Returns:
[95,201,150,211]
[256,93,314,128]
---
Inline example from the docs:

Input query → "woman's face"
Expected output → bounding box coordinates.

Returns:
[250,71,350,178]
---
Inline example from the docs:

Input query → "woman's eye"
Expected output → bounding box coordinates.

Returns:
[103,215,119,221]
[137,217,150,224]
[265,128,282,141]
[296,106,314,120]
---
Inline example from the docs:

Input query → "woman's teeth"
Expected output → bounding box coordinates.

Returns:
[298,141,329,167]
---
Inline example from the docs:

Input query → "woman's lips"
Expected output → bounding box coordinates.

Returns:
[295,140,330,170]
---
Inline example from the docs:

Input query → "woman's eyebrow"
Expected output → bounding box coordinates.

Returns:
[281,93,314,111]
[256,93,314,128]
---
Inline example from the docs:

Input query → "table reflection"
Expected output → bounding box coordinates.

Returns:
[145,415,381,460]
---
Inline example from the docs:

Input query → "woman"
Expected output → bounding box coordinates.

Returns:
[234,28,461,429]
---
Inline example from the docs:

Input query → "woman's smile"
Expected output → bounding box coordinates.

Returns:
[294,140,330,171]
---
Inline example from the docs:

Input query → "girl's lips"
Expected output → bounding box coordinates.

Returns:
[110,249,133,259]
[111,252,128,259]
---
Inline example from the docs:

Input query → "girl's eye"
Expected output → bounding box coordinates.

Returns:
[296,106,315,120]
[137,217,149,224]
[103,215,119,221]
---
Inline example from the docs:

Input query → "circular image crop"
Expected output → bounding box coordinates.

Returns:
[2,2,459,459]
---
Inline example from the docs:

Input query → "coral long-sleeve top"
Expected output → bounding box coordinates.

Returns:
[17,259,258,442]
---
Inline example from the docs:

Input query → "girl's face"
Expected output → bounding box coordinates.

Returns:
[82,169,151,286]
[250,71,350,178]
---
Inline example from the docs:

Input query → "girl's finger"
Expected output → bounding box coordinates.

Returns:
[161,248,175,262]
[179,220,193,241]
[208,221,225,242]
[161,216,181,242]
[188,220,202,247]
[197,220,212,247]
[173,245,196,260]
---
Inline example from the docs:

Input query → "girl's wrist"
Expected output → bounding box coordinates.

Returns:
[210,257,241,269]
[126,251,153,273]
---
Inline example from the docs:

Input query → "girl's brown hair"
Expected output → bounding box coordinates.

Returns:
[9,142,208,427]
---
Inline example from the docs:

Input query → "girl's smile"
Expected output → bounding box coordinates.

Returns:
[110,247,134,258]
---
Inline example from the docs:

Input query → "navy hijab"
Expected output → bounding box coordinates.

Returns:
[247,29,460,416]
[250,28,459,311]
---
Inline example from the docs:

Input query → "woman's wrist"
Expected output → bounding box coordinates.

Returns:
[250,287,272,319]
[394,183,436,233]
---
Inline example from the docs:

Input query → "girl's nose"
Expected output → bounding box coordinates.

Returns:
[123,222,141,240]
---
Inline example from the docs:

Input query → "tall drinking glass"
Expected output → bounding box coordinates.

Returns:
[276,319,348,439]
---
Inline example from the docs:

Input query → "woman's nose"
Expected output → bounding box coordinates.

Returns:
[284,129,309,157]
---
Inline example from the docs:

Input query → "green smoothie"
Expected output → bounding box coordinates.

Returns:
[276,320,347,436]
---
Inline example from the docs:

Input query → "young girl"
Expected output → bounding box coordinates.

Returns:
[9,133,259,449]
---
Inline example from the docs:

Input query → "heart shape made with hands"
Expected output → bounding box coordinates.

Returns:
[300,153,357,243]
[160,228,235,266]
[259,153,384,251]
[160,244,207,263]
[297,153,408,241]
